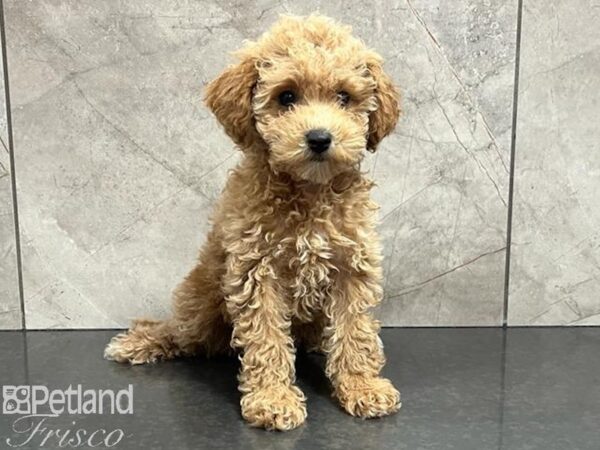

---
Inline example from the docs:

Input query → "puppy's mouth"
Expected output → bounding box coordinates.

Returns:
[308,153,327,162]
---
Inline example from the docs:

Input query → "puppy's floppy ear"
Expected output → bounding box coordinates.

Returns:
[204,55,261,150]
[366,53,401,152]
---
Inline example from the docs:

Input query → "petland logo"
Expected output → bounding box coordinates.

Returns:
[2,385,133,448]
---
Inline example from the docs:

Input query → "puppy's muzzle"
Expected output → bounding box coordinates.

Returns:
[305,129,332,154]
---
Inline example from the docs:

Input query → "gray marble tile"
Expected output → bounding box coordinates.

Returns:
[6,0,515,327]
[0,24,22,329]
[508,0,600,325]
[409,0,518,159]
[6,1,240,328]
[0,329,507,450]
[3,329,600,449]
[502,328,600,449]
[354,0,514,325]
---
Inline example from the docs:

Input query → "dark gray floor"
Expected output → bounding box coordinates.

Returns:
[0,328,599,450]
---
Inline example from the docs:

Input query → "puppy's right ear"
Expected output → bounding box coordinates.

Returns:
[204,56,261,150]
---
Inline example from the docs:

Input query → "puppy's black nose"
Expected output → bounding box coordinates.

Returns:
[305,129,332,154]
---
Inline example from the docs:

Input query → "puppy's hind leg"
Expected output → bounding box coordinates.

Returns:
[105,235,230,364]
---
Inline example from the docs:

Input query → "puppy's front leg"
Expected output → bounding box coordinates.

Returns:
[225,256,306,431]
[325,272,401,418]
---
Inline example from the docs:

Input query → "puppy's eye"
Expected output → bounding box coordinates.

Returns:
[278,90,296,107]
[337,91,351,107]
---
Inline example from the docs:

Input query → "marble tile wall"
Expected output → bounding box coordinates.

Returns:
[0,0,596,328]
[0,17,22,330]
[370,0,515,325]
[507,0,600,325]
[5,1,232,328]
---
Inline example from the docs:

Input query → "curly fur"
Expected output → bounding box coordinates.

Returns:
[105,14,401,431]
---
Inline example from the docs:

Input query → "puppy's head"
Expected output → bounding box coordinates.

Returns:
[205,15,400,184]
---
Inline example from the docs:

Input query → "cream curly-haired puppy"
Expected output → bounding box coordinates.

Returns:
[105,14,401,431]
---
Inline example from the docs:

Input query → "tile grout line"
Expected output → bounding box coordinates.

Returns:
[0,0,26,330]
[22,330,30,385]
[496,327,508,449]
[503,0,524,328]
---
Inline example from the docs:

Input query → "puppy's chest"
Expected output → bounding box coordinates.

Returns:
[277,220,355,321]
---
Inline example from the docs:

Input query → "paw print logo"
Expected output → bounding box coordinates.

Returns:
[2,386,31,414]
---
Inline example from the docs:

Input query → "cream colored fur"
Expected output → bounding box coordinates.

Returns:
[105,14,401,431]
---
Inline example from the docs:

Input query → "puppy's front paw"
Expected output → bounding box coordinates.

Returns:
[336,376,401,418]
[241,385,307,431]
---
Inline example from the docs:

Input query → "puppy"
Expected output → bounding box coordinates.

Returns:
[105,14,401,431]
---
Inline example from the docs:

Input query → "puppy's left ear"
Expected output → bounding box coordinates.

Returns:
[366,53,401,152]
[204,55,261,150]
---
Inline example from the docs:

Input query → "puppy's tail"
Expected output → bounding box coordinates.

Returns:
[104,319,180,365]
